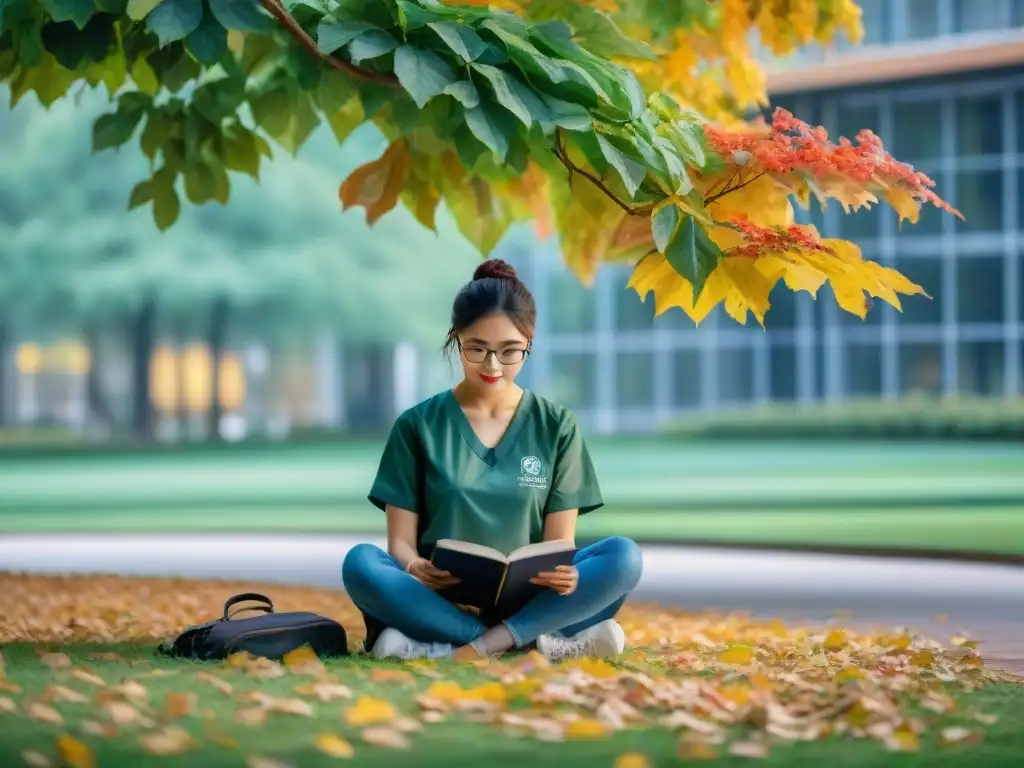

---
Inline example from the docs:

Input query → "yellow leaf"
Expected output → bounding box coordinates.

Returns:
[718,645,755,665]
[282,646,325,675]
[56,735,94,768]
[315,733,355,758]
[139,726,195,756]
[885,187,920,225]
[823,630,847,652]
[344,696,398,727]
[884,726,921,753]
[565,718,610,739]
[614,754,651,768]
[705,172,794,229]
[338,138,412,225]
[676,732,718,760]
[835,666,862,683]
[909,650,934,668]
[563,658,620,679]
[756,253,827,297]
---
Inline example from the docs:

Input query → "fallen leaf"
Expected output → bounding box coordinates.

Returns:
[361,726,409,749]
[21,751,53,768]
[206,731,239,749]
[344,697,397,727]
[909,650,934,668]
[421,711,445,724]
[70,669,106,687]
[0,696,17,714]
[718,646,755,665]
[107,679,148,702]
[27,701,64,725]
[103,701,142,725]
[315,733,355,758]
[196,672,233,695]
[56,734,94,768]
[677,732,718,760]
[565,718,610,739]
[165,692,197,718]
[941,727,983,744]
[728,740,769,759]
[613,754,651,768]
[823,629,847,651]
[140,726,195,756]
[295,682,351,702]
[43,686,89,705]
[371,669,416,685]
[39,653,72,670]
[245,758,294,768]
[282,646,325,675]
[236,706,268,725]
[267,698,314,717]
[0,680,23,694]
[884,727,921,752]
[80,720,117,738]
[88,652,125,663]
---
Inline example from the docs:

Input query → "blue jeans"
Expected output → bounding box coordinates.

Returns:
[342,536,644,650]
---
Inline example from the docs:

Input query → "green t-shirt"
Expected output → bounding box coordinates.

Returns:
[367,389,603,558]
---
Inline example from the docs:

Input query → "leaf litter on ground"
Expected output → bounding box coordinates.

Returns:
[0,573,1020,765]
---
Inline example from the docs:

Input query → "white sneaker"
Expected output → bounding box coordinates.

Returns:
[536,620,625,661]
[370,628,454,661]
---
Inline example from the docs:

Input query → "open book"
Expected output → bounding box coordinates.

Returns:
[430,539,577,618]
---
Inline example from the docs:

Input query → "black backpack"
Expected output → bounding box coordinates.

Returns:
[157,593,348,661]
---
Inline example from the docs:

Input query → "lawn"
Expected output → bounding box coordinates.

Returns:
[2,440,1024,557]
[1,573,1021,768]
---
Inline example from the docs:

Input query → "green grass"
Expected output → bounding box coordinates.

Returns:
[2,643,1022,767]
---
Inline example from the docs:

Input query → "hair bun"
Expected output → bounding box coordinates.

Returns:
[473,259,518,282]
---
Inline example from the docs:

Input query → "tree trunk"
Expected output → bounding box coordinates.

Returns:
[84,324,117,432]
[207,296,229,439]
[0,318,7,429]
[131,298,156,441]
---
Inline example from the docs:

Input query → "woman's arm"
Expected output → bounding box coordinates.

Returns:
[543,509,578,545]
[385,505,422,569]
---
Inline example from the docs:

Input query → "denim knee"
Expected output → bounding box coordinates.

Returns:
[341,542,383,595]
[602,536,643,591]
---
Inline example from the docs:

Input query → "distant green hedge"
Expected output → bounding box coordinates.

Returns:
[663,397,1024,441]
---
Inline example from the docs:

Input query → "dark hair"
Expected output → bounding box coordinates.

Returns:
[443,259,537,362]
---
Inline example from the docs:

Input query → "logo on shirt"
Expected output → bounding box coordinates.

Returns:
[518,455,547,489]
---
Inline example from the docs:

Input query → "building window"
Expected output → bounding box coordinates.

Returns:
[1018,168,1024,233]
[845,344,883,396]
[550,352,596,410]
[957,257,1005,323]
[958,341,1005,395]
[953,0,1009,33]
[615,351,654,408]
[899,342,943,394]
[547,270,596,334]
[956,95,1004,157]
[892,100,943,166]
[956,170,1005,234]
[1015,0,1024,26]
[671,350,702,408]
[764,283,798,331]
[830,102,883,243]
[893,257,943,324]
[717,347,754,403]
[857,0,889,44]
[769,343,797,400]
[615,281,655,331]
[904,0,941,39]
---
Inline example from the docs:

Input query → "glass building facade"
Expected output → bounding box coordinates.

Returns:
[510,17,1024,435]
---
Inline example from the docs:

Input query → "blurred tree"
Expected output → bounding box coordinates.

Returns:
[0,0,960,331]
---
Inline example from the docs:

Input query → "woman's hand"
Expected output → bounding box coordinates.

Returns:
[531,565,578,596]
[406,558,461,590]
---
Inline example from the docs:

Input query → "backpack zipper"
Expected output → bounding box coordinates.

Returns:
[222,619,340,654]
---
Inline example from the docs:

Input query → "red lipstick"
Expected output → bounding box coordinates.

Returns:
[479,373,502,384]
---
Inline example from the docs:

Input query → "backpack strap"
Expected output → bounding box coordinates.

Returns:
[223,593,275,620]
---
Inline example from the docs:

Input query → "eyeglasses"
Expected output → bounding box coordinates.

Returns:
[459,342,529,365]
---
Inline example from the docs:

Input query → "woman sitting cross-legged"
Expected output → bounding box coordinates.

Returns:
[342,258,643,662]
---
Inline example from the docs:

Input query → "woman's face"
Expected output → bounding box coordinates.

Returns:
[457,313,531,394]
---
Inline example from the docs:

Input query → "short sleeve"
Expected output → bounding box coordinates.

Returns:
[367,413,421,513]
[544,412,604,516]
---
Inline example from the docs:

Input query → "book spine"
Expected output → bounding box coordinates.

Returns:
[493,563,510,607]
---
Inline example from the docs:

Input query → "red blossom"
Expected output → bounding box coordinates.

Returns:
[726,218,832,259]
[703,109,961,218]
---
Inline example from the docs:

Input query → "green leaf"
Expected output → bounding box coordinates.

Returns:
[130,55,160,94]
[183,161,220,203]
[393,44,456,109]
[444,80,479,109]
[316,18,374,54]
[653,135,692,194]
[126,0,161,19]
[665,213,723,301]
[464,101,516,160]
[140,111,175,159]
[651,204,677,253]
[208,0,274,32]
[153,186,181,230]
[471,62,552,129]
[128,179,154,209]
[427,20,488,62]
[348,29,398,63]
[324,95,364,142]
[146,0,203,45]
[39,0,96,29]
[596,134,645,198]
[549,2,656,61]
[250,86,319,155]
[92,105,146,152]
[185,7,226,65]
[541,93,591,131]
[664,121,706,167]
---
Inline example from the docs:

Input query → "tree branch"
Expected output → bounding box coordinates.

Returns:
[553,131,650,217]
[256,0,399,87]
[706,170,768,204]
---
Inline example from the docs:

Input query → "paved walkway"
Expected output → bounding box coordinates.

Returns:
[1,533,1021,674]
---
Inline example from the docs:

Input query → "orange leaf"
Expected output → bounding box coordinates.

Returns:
[338,139,412,225]
[56,735,94,768]
[344,696,397,727]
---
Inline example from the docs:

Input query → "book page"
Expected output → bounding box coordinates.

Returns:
[507,539,575,562]
[434,539,508,563]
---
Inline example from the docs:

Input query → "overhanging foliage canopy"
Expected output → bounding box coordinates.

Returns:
[0,0,961,326]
